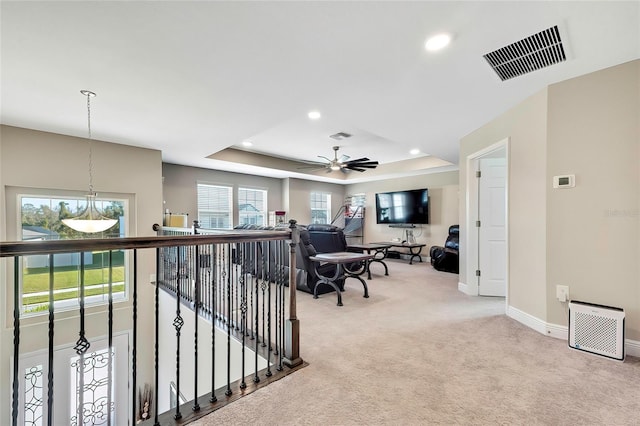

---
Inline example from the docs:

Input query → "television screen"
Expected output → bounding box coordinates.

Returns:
[375,189,429,224]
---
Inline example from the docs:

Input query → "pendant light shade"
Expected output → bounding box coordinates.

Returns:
[62,193,118,233]
[62,90,117,234]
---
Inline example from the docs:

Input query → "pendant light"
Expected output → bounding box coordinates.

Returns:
[62,90,117,233]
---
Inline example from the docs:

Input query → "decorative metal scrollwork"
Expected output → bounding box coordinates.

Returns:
[70,349,115,426]
[74,335,91,355]
[24,365,43,426]
[173,315,184,332]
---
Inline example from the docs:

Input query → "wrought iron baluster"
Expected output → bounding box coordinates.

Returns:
[279,241,285,371]
[220,247,226,324]
[240,244,247,390]
[210,244,217,404]
[47,254,55,426]
[154,248,160,426]
[261,254,267,348]
[225,243,232,396]
[74,253,90,425]
[193,245,200,412]
[234,246,239,331]
[174,247,184,420]
[249,245,255,341]
[107,250,114,426]
[273,243,280,358]
[132,250,138,425]
[266,243,272,377]
[253,246,261,384]
[12,256,20,426]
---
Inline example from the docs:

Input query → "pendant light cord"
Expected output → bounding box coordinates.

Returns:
[86,91,94,194]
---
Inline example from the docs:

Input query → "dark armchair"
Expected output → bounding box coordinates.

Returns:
[430,225,459,273]
[306,224,348,253]
[293,226,345,295]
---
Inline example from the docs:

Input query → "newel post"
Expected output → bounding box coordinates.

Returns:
[284,220,303,367]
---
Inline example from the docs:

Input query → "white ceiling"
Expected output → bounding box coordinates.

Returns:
[2,1,639,184]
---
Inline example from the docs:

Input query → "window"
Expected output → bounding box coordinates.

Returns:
[19,195,127,315]
[310,192,331,224]
[197,184,232,229]
[238,188,267,226]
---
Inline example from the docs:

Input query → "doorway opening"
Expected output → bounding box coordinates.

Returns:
[464,138,509,307]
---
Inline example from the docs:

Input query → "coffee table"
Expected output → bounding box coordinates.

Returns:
[372,242,427,265]
[347,243,392,279]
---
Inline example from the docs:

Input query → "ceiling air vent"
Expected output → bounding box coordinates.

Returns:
[484,25,566,81]
[329,132,352,140]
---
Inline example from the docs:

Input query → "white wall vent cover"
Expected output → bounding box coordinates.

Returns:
[569,301,625,361]
[483,25,566,81]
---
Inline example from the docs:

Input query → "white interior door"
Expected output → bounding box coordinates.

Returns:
[478,158,507,297]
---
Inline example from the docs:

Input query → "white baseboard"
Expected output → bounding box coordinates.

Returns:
[506,306,547,335]
[507,305,640,358]
[626,339,640,358]
[458,280,478,296]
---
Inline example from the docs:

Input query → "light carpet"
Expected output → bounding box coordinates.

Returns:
[190,259,640,425]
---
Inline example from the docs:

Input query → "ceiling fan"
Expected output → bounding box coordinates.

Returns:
[301,146,379,173]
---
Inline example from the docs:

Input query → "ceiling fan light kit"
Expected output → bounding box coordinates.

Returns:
[303,145,379,174]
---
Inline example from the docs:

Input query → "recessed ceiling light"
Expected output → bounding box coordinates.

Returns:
[410,148,420,155]
[425,33,451,52]
[308,110,321,120]
[242,140,253,147]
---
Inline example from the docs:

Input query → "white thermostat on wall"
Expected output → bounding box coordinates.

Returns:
[553,174,575,188]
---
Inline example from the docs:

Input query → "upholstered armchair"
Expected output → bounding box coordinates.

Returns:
[430,225,459,273]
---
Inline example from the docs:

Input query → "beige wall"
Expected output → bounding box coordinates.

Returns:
[546,60,639,339]
[162,163,284,227]
[460,60,640,341]
[345,171,459,250]
[460,90,549,320]
[285,178,345,226]
[0,125,163,421]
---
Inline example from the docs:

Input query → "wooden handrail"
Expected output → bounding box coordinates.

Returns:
[0,229,291,257]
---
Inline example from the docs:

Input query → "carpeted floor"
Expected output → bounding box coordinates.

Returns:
[190,259,640,425]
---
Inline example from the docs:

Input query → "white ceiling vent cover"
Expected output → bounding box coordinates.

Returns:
[330,132,352,140]
[568,300,625,361]
[484,25,566,81]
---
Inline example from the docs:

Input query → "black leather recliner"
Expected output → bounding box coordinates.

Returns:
[306,224,348,253]
[293,226,345,295]
[430,225,459,273]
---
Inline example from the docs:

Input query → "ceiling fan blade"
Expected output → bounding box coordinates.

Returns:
[297,160,331,171]
[344,157,370,164]
[346,161,378,168]
[318,155,332,162]
[344,166,367,172]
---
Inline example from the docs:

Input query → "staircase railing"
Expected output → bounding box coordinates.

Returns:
[1,221,303,426]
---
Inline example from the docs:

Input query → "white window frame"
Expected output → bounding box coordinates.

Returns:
[237,187,267,227]
[310,192,332,224]
[197,183,233,229]
[14,190,130,317]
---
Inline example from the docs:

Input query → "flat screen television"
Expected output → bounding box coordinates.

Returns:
[375,189,429,224]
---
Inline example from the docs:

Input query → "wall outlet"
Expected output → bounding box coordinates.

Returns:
[556,285,569,302]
